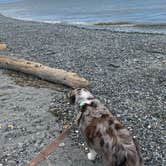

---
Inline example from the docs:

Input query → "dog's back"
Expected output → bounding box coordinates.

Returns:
[68,88,143,166]
[78,100,144,166]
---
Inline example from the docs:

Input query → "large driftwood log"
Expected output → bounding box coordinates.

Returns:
[0,43,7,50]
[0,56,89,88]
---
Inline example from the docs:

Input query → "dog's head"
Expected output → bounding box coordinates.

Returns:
[66,88,94,105]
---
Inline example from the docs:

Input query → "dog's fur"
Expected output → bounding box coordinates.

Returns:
[67,88,144,166]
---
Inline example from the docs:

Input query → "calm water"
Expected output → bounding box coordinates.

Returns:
[0,0,166,33]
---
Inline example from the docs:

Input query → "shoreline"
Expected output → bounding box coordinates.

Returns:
[0,13,166,166]
[1,13,166,35]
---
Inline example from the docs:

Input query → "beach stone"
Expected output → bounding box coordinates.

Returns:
[0,13,165,166]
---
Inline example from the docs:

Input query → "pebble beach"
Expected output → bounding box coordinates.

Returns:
[0,13,166,166]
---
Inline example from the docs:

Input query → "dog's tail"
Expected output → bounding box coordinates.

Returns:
[111,143,143,166]
[111,144,127,166]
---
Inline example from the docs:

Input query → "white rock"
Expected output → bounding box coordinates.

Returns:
[59,142,65,147]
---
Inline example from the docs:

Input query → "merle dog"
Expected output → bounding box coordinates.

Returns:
[67,88,144,166]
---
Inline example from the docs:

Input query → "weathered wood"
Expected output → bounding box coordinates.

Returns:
[0,43,7,50]
[0,56,89,88]
[26,125,71,166]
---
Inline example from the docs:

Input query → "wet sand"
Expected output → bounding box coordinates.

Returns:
[0,13,166,166]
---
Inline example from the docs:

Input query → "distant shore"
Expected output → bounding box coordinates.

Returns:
[1,12,166,34]
[0,13,165,166]
[1,0,166,34]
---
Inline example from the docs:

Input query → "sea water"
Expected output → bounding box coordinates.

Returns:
[0,0,166,33]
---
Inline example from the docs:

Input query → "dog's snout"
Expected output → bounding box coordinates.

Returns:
[69,94,76,104]
[65,91,76,104]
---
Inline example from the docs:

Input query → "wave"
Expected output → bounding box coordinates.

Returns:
[94,22,166,29]
[92,21,166,34]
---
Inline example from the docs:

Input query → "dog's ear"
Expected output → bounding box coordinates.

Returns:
[81,103,88,112]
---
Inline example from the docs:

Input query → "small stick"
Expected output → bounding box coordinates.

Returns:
[26,125,71,166]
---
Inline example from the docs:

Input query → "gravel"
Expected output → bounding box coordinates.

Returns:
[0,13,166,166]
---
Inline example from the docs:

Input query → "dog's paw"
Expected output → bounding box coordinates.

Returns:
[87,149,97,161]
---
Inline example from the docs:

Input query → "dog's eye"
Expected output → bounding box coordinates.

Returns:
[76,88,81,93]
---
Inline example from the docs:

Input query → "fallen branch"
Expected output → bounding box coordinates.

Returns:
[0,43,7,50]
[0,56,89,88]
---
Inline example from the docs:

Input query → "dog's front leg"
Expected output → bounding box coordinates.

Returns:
[87,149,97,161]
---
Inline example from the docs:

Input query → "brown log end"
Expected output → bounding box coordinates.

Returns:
[0,43,7,50]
